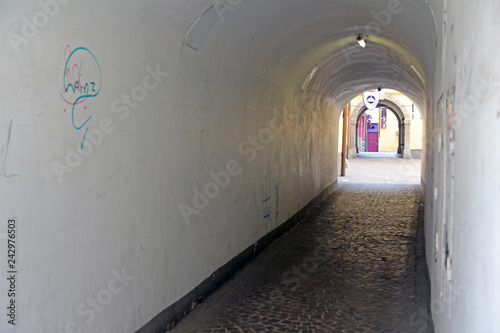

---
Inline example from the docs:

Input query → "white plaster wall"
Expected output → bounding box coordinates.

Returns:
[0,1,339,332]
[424,1,500,332]
[410,106,423,150]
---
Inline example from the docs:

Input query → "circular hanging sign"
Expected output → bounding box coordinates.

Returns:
[363,89,380,110]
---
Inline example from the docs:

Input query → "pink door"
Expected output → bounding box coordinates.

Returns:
[367,132,379,152]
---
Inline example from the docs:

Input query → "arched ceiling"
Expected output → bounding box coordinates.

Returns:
[183,0,440,112]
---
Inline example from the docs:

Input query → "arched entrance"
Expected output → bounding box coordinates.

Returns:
[349,99,412,159]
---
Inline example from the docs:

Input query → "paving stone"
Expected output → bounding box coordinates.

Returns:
[170,159,433,333]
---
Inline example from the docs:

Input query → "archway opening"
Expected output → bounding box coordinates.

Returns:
[338,90,424,183]
[356,106,402,156]
[345,90,423,160]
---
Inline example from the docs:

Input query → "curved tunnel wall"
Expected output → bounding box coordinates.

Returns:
[0,0,499,332]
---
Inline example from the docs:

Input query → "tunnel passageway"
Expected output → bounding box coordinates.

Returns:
[170,158,432,332]
[2,1,499,332]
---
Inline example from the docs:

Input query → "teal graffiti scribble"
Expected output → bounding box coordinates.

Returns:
[62,46,102,148]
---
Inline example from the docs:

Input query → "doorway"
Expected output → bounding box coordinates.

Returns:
[367,124,379,152]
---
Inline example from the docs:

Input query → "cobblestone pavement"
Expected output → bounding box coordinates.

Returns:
[170,158,433,332]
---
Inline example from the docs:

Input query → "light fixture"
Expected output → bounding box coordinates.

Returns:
[356,34,366,48]
[301,65,319,91]
[410,63,425,85]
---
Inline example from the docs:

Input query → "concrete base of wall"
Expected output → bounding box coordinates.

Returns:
[403,148,412,159]
[416,190,435,332]
[411,149,422,159]
[136,182,338,333]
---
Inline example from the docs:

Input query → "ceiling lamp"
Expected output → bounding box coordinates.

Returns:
[356,34,366,48]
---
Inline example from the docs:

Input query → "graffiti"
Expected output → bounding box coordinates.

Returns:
[274,166,280,226]
[0,119,21,178]
[278,108,295,139]
[262,168,272,233]
[60,45,102,148]
[53,63,168,183]
[179,107,294,225]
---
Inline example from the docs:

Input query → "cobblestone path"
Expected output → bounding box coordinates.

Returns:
[170,182,433,332]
